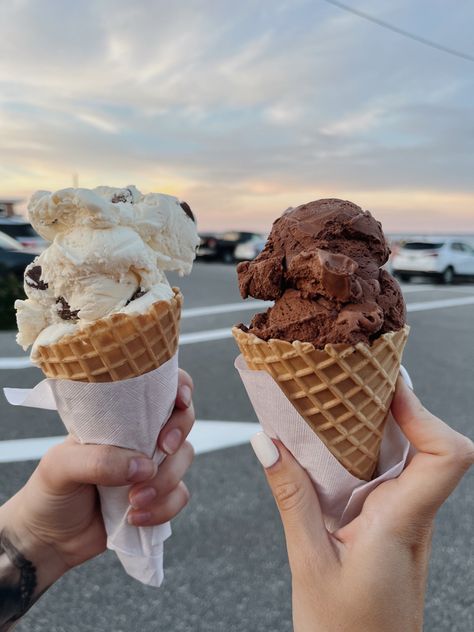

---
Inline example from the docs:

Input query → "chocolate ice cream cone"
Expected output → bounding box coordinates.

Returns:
[33,289,182,383]
[233,324,409,480]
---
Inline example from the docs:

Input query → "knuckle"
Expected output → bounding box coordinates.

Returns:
[178,368,194,390]
[37,443,63,480]
[90,445,116,480]
[158,443,194,494]
[186,402,196,424]
[157,484,189,523]
[180,407,196,430]
[453,436,474,469]
[182,440,195,463]
[444,435,474,470]
[273,480,305,513]
[39,442,62,468]
[178,482,191,507]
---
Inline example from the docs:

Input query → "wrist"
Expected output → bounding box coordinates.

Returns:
[0,494,67,594]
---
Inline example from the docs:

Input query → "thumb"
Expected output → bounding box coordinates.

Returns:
[250,433,334,568]
[37,436,158,493]
[391,377,474,518]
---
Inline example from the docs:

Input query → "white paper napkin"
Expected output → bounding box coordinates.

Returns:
[4,353,179,586]
[235,355,411,531]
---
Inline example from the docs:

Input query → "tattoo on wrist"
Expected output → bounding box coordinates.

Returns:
[0,529,38,631]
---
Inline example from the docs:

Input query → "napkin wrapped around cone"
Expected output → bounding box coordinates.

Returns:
[234,326,411,530]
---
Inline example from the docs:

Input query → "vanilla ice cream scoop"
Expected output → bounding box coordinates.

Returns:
[17,185,199,353]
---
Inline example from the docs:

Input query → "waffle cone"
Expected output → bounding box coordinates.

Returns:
[32,288,183,383]
[233,324,409,480]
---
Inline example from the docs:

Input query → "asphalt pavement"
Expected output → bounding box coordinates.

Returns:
[0,263,473,632]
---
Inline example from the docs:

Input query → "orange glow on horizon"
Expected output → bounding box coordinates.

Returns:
[3,174,474,234]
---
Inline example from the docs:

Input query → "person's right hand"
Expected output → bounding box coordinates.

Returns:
[0,369,195,584]
[251,378,474,632]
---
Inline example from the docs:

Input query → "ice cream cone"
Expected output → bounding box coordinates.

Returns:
[32,288,183,383]
[233,324,409,480]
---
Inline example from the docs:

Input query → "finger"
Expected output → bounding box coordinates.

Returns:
[391,377,474,518]
[38,437,158,493]
[129,441,195,508]
[174,368,194,410]
[158,401,195,456]
[158,369,195,455]
[250,433,335,569]
[128,481,190,526]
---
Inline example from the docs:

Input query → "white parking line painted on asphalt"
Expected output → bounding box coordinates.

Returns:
[1,295,474,370]
[406,296,474,312]
[0,357,32,369]
[0,420,260,464]
[180,328,231,344]
[438,286,474,295]
[398,285,440,293]
[182,301,272,318]
[179,286,460,319]
[180,287,439,317]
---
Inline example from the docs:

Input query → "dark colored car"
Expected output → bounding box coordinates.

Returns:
[197,231,262,263]
[0,231,37,280]
[0,218,47,251]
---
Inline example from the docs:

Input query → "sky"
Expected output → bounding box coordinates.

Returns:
[1,0,474,233]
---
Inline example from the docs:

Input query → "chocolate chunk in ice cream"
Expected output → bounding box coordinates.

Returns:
[125,288,148,305]
[180,201,195,222]
[25,265,48,290]
[237,199,406,348]
[56,297,80,321]
[111,188,134,204]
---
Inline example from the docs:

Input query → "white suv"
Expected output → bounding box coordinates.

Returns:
[391,239,474,284]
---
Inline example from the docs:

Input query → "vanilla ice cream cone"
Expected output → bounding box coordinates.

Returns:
[233,324,409,480]
[10,185,198,586]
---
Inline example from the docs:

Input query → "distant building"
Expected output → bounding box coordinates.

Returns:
[0,199,20,218]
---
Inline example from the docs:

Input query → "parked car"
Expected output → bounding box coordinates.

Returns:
[0,230,37,280]
[392,239,474,283]
[197,231,263,263]
[234,234,267,261]
[0,217,47,251]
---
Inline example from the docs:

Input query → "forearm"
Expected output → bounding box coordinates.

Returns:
[0,497,65,631]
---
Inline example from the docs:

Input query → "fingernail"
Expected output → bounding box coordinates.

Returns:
[400,365,414,390]
[250,432,279,468]
[128,458,157,482]
[128,510,151,526]
[162,428,183,455]
[130,487,157,509]
[178,384,192,408]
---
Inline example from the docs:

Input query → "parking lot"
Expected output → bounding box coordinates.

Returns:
[1,262,473,632]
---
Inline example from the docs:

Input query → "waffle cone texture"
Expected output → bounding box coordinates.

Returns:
[233,324,409,480]
[33,288,183,383]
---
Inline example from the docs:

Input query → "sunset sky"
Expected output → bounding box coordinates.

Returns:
[1,0,474,233]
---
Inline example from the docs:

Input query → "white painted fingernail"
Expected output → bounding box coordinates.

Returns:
[400,365,414,390]
[250,432,279,468]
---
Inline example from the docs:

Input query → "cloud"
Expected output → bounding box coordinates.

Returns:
[1,0,473,232]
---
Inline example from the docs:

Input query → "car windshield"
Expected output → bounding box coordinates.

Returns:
[0,231,23,251]
[402,242,444,250]
[0,223,38,239]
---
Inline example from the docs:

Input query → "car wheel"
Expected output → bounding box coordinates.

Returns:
[441,266,454,284]
[223,251,234,264]
[399,273,411,282]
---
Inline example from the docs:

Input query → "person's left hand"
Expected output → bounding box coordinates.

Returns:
[1,368,195,577]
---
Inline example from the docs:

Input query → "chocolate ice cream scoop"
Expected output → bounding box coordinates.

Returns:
[237,198,405,347]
